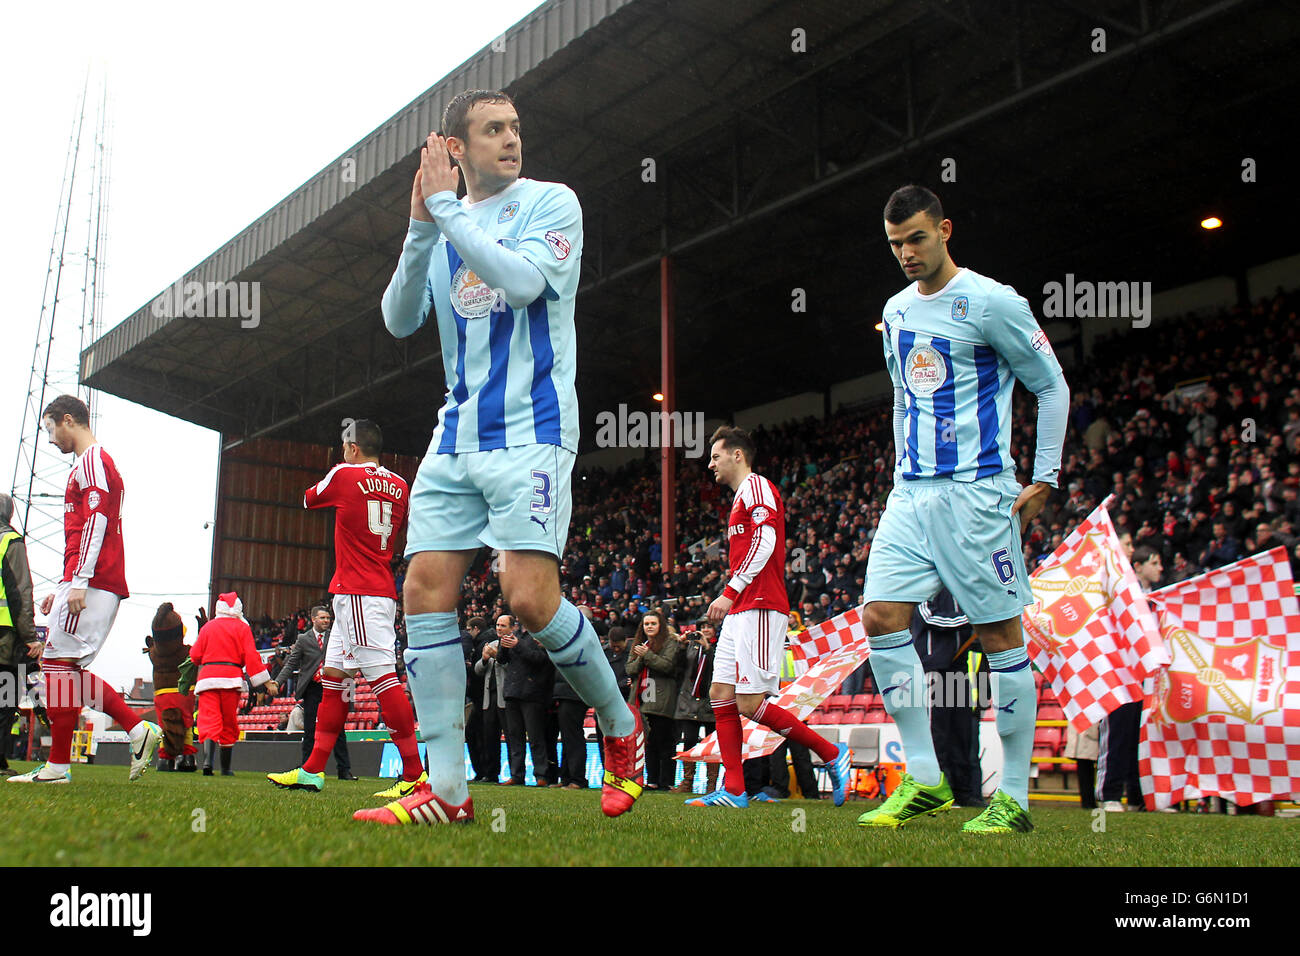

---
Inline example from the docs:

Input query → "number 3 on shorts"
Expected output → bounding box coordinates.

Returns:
[530,470,552,514]
[991,547,1016,585]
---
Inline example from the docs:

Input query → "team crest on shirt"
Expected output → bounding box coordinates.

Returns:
[904,344,948,396]
[951,296,969,321]
[498,201,519,223]
[451,262,498,319]
[544,230,570,260]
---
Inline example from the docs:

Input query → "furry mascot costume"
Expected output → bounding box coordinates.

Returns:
[189,592,277,775]
[144,603,197,772]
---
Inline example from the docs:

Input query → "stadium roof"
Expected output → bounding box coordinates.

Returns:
[82,0,1298,456]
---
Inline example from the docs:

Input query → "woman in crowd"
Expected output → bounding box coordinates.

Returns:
[625,608,682,790]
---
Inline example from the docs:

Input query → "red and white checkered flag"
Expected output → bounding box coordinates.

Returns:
[789,606,865,665]
[1140,548,1300,810]
[1023,500,1168,731]
[680,612,871,763]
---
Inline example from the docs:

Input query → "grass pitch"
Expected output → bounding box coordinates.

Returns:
[1,761,1294,867]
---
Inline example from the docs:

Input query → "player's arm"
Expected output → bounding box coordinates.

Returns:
[708,491,778,622]
[421,140,579,307]
[381,170,441,339]
[881,317,907,475]
[303,464,346,510]
[984,286,1071,524]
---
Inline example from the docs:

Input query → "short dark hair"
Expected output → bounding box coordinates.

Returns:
[1132,545,1159,566]
[467,616,487,632]
[709,425,756,465]
[346,418,383,457]
[310,605,331,619]
[42,394,90,427]
[883,185,944,226]
[442,90,514,143]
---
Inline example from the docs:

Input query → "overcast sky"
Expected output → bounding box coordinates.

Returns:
[0,0,546,691]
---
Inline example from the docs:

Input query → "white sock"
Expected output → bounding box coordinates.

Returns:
[44,762,70,776]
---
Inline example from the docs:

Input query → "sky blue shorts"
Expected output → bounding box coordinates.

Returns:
[864,471,1032,625]
[405,444,574,560]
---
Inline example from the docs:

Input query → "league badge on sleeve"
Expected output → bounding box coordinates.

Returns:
[544,231,571,260]
[1030,329,1053,355]
[951,295,969,321]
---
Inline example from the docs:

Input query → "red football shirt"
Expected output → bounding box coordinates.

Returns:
[304,462,409,598]
[722,472,789,615]
[62,444,128,598]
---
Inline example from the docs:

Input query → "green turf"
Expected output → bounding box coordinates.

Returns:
[2,762,1295,866]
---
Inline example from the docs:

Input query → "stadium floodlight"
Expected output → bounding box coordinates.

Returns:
[1201,216,1223,230]
[653,392,664,402]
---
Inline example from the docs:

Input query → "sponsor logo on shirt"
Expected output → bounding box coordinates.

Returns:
[451,262,498,319]
[498,201,519,223]
[904,343,948,396]
[728,523,746,538]
[544,230,571,260]
[951,295,969,321]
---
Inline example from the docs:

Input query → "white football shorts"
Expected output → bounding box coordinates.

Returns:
[325,593,399,681]
[714,608,787,696]
[43,582,121,668]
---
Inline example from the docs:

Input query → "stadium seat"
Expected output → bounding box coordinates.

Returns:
[841,707,866,724]
[863,709,887,723]
[1034,727,1063,752]
[825,695,850,713]
[1039,704,1066,723]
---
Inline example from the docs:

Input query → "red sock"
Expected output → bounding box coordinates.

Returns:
[303,680,347,774]
[80,670,142,733]
[754,699,837,762]
[711,698,745,795]
[373,673,422,781]
[43,663,81,764]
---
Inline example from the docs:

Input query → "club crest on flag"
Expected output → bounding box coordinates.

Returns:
[1153,623,1286,725]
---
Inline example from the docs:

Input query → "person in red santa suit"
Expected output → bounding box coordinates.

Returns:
[189,592,278,775]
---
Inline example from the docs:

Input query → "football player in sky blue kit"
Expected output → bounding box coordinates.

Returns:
[857,185,1069,834]
[357,90,644,827]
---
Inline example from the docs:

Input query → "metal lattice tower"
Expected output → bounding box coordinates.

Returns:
[10,75,111,590]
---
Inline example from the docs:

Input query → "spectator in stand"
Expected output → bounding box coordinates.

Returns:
[1199,521,1243,570]
[671,620,717,794]
[497,614,555,787]
[462,615,488,783]
[472,621,506,783]
[626,608,683,790]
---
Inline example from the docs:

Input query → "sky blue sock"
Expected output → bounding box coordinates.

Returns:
[533,599,633,738]
[987,646,1035,809]
[403,611,468,804]
[868,628,941,787]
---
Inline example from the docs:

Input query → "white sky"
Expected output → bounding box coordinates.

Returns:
[0,0,547,692]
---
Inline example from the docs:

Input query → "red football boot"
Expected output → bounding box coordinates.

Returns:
[352,783,474,826]
[600,705,645,818]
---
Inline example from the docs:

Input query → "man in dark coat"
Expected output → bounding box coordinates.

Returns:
[496,613,555,786]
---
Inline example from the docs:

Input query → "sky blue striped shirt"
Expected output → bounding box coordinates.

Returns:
[383,177,582,454]
[882,268,1064,483]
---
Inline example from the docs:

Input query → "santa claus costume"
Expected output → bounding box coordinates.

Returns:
[189,592,272,775]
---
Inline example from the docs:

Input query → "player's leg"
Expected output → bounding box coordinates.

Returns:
[352,597,425,794]
[734,609,847,795]
[401,549,477,805]
[930,474,1035,833]
[687,617,747,806]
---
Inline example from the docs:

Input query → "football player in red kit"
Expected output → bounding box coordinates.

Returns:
[268,419,427,808]
[686,426,851,809]
[9,395,161,784]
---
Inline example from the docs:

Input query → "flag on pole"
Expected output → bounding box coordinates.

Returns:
[1140,548,1300,810]
[679,610,870,763]
[1022,500,1168,731]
